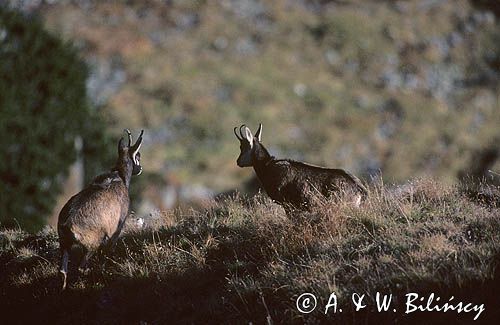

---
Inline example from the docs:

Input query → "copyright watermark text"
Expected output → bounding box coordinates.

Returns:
[295,292,485,321]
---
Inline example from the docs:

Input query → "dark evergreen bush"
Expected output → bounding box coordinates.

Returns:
[0,7,112,231]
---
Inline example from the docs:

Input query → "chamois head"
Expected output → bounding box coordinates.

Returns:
[234,123,262,167]
[116,129,144,177]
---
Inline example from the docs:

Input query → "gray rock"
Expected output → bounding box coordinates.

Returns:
[86,56,126,106]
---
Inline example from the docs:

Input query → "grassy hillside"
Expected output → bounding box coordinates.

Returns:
[1,179,499,324]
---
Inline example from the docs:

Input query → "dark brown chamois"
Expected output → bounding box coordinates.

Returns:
[57,129,143,289]
[234,124,367,212]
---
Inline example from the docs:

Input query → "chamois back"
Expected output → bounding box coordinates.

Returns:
[57,129,143,289]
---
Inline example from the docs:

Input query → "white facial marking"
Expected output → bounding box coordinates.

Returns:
[255,124,262,142]
[132,140,142,157]
[132,151,141,166]
[244,127,254,147]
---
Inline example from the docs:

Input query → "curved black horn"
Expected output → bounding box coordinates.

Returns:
[131,130,144,152]
[239,124,246,139]
[233,127,242,140]
[124,129,132,147]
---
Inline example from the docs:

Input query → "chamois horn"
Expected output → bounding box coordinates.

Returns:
[234,127,242,140]
[239,124,246,140]
[124,129,132,147]
[130,130,144,153]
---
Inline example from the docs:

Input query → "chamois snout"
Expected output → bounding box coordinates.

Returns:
[234,124,262,167]
[237,145,253,167]
[236,156,250,167]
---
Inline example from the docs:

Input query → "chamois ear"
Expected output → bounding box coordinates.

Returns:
[254,123,262,142]
[244,126,254,146]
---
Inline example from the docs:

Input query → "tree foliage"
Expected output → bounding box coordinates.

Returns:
[0,7,112,231]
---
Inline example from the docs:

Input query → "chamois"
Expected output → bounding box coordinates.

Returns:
[57,129,144,289]
[234,124,367,211]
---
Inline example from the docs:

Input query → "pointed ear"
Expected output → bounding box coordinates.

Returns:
[254,123,262,142]
[244,127,254,146]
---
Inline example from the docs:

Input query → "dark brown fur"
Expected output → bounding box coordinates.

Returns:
[236,124,367,211]
[57,130,143,289]
[57,175,129,252]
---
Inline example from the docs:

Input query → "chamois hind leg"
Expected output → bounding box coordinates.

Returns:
[110,217,127,248]
[60,249,69,290]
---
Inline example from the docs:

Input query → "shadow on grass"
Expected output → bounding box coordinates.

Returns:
[2,226,499,324]
[0,223,291,324]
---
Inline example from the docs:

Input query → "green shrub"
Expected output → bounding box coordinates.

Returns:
[0,7,112,231]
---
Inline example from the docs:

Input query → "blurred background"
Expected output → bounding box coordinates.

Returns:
[1,0,499,231]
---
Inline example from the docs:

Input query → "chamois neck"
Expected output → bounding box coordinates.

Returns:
[252,142,274,171]
[112,161,133,189]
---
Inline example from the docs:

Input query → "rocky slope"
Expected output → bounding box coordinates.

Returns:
[6,0,500,213]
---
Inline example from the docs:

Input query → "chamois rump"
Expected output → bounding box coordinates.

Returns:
[234,124,367,212]
[57,129,143,289]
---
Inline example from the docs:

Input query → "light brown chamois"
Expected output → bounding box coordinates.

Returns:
[57,129,143,289]
[234,124,367,212]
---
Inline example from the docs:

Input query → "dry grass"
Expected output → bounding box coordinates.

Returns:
[0,179,499,324]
